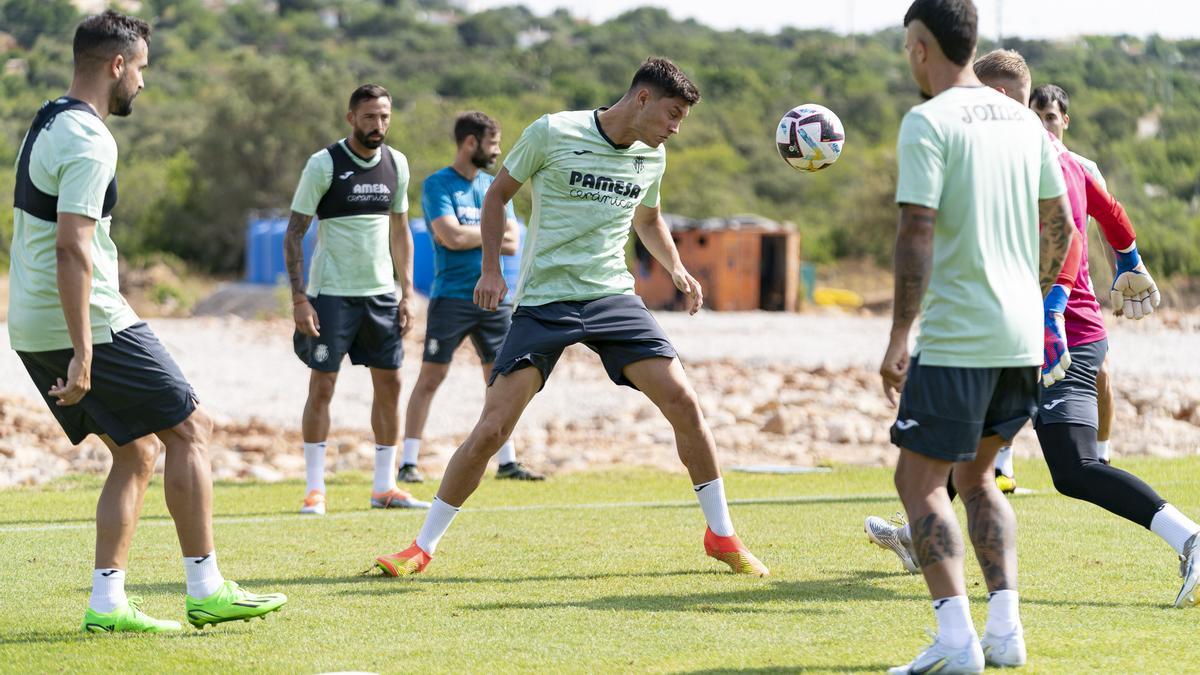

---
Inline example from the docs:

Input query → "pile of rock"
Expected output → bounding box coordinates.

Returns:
[3,358,1199,488]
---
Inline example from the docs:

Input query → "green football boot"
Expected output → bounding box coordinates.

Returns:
[82,597,182,634]
[185,580,287,629]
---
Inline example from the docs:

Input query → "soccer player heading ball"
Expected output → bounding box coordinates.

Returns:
[375,57,770,579]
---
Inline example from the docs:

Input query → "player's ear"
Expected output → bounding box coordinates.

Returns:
[345,109,354,126]
[109,53,125,81]
[1063,113,1070,130]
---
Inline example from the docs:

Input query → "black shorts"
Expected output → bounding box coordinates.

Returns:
[424,297,512,365]
[1035,338,1106,429]
[18,322,198,446]
[293,293,403,372]
[890,354,1039,462]
[489,294,677,390]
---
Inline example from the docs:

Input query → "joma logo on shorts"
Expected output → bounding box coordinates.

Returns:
[568,171,641,199]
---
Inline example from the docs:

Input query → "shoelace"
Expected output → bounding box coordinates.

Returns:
[126,596,146,613]
[889,511,909,528]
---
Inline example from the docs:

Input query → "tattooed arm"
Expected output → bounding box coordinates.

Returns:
[284,210,319,336]
[880,204,935,405]
[1038,194,1076,297]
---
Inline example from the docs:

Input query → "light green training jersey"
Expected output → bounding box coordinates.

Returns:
[503,109,665,307]
[1069,151,1106,192]
[290,140,409,297]
[896,86,1067,368]
[9,108,140,352]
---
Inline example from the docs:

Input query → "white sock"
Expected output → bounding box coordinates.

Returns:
[1096,440,1111,463]
[693,477,736,537]
[374,444,398,493]
[1151,504,1200,555]
[303,441,327,493]
[497,440,517,465]
[89,568,127,614]
[995,446,1014,478]
[985,589,1021,636]
[899,523,912,545]
[184,551,225,600]
[402,438,421,466]
[932,595,976,648]
[415,497,460,555]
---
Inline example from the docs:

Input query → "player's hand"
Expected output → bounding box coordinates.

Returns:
[293,298,320,337]
[397,295,414,336]
[879,334,909,407]
[1109,246,1161,320]
[48,352,91,406]
[670,266,703,315]
[474,269,507,311]
[1042,284,1072,387]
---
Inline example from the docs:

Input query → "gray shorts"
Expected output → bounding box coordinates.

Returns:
[424,297,512,365]
[18,322,198,446]
[489,294,677,390]
[293,293,403,372]
[890,355,1039,462]
[1035,338,1107,429]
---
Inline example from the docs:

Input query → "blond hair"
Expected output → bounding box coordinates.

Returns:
[973,48,1030,86]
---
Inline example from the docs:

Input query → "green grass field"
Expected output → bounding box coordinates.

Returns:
[2,457,1198,673]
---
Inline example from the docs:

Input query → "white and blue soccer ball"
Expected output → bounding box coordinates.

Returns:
[776,104,845,172]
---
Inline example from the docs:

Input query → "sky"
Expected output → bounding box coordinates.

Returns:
[463,0,1199,40]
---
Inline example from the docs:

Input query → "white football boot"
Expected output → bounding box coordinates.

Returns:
[889,631,984,675]
[865,513,919,574]
[981,625,1027,668]
[1175,532,1200,608]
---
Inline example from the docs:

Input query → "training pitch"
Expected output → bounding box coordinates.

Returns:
[2,459,1198,673]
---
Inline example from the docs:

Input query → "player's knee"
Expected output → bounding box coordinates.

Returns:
[124,437,162,479]
[657,386,703,428]
[951,466,990,495]
[471,418,513,456]
[308,375,337,405]
[1048,463,1089,500]
[414,369,447,394]
[374,372,403,402]
[176,407,213,449]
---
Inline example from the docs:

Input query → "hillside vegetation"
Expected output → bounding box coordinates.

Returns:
[2,0,1198,281]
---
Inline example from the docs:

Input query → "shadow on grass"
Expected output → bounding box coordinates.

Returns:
[0,491,904,528]
[0,629,217,646]
[120,568,705,596]
[672,662,897,667]
[463,570,921,615]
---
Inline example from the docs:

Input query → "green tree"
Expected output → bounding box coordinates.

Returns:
[1,0,76,49]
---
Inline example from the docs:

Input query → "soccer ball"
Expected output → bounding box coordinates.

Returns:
[776,104,845,172]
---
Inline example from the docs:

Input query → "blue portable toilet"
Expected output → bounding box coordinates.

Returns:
[409,217,525,299]
[244,215,316,286]
[247,215,522,296]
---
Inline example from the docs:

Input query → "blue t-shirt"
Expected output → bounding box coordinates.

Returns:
[422,166,516,300]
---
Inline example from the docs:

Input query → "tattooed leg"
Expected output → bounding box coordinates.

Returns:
[953,435,1018,593]
[895,448,967,599]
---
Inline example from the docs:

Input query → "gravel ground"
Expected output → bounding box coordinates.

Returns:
[1,309,1198,486]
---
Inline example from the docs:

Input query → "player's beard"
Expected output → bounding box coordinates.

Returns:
[110,80,138,117]
[471,146,498,170]
[355,128,385,150]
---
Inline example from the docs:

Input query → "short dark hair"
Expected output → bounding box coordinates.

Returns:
[454,111,499,145]
[629,57,701,105]
[73,10,151,67]
[1031,84,1070,115]
[903,0,978,67]
[349,84,391,110]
